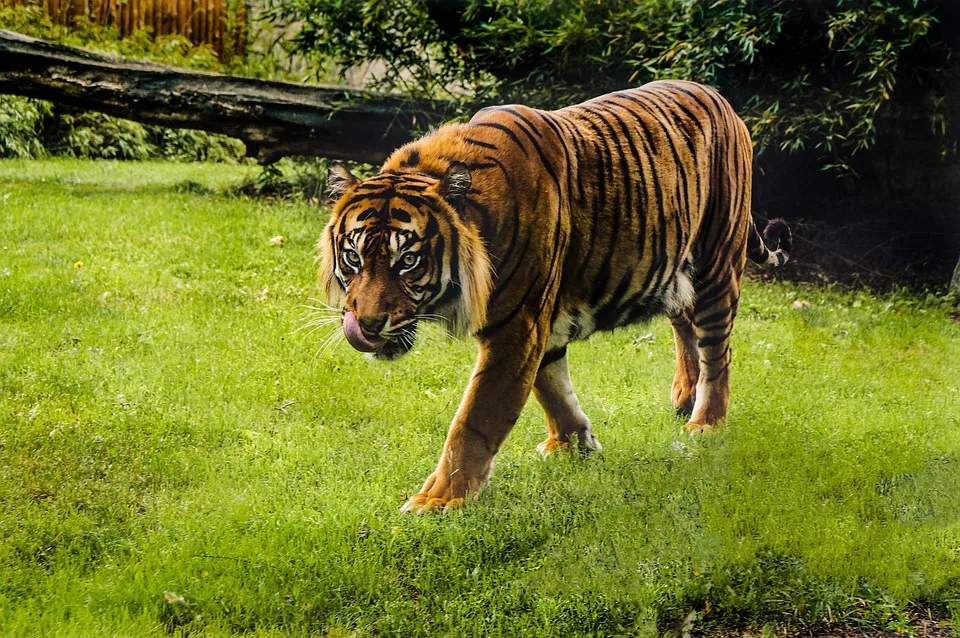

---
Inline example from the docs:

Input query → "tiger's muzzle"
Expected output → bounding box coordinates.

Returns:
[341,311,419,360]
[342,311,387,352]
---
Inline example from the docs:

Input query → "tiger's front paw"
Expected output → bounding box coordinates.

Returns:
[399,468,482,514]
[683,420,718,434]
[400,492,465,514]
[536,438,570,458]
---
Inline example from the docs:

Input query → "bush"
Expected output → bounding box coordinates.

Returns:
[0,99,246,163]
[52,111,155,161]
[0,96,50,159]
[233,157,380,201]
[147,127,246,163]
[266,0,954,172]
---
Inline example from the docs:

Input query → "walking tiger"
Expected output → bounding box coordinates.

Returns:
[318,80,792,512]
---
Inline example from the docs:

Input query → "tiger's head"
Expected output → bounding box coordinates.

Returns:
[318,161,493,360]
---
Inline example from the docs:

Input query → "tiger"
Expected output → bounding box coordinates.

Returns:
[318,80,792,513]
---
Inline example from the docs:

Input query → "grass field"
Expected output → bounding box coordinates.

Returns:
[1,159,959,637]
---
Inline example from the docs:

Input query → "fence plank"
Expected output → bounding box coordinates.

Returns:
[11,0,245,57]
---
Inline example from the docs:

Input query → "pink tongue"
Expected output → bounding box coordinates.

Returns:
[342,311,386,352]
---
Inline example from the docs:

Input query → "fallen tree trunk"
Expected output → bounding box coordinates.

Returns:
[0,29,458,163]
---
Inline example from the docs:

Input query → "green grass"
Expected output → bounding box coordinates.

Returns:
[1,158,959,637]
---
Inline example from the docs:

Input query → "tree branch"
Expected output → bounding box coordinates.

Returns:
[0,29,458,164]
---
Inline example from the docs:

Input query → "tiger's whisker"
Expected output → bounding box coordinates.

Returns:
[294,315,342,327]
[304,298,341,312]
[299,305,341,315]
[313,326,344,361]
[296,322,340,340]
[292,317,342,336]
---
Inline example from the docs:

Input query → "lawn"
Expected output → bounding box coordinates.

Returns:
[1,159,959,637]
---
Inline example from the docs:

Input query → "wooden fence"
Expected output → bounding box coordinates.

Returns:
[3,0,247,58]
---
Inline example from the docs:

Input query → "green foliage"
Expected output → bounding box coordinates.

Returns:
[0,101,246,162]
[146,127,246,163]
[234,157,331,200]
[233,157,377,201]
[261,0,472,99]
[53,111,155,161]
[42,112,245,163]
[0,96,50,159]
[271,0,952,170]
[1,159,959,635]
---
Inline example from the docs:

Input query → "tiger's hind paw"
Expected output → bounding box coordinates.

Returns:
[536,439,570,458]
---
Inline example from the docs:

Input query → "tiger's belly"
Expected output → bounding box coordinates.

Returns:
[547,265,695,351]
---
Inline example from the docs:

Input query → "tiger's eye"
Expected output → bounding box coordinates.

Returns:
[401,253,418,268]
[344,250,361,267]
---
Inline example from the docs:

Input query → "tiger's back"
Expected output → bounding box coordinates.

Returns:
[384,81,756,351]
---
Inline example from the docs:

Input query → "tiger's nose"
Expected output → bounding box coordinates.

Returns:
[358,316,387,337]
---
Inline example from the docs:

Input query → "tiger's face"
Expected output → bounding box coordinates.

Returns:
[318,162,493,360]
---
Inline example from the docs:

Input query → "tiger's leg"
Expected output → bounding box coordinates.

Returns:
[670,308,699,417]
[401,317,546,513]
[533,349,601,457]
[685,272,740,432]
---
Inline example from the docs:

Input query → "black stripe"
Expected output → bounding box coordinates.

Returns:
[580,108,628,278]
[486,159,522,267]
[593,270,635,331]
[340,189,393,209]
[706,365,730,383]
[696,306,732,329]
[534,111,577,209]
[697,333,729,349]
[509,115,562,192]
[464,421,497,454]
[536,226,566,319]
[401,150,420,167]
[694,279,732,316]
[603,107,645,218]
[501,107,544,138]
[648,86,708,142]
[570,109,612,282]
[464,196,492,235]
[629,92,692,220]
[472,122,529,156]
[605,97,661,256]
[488,180,540,306]
[463,137,498,150]
[560,117,590,206]
[477,272,542,339]
[539,346,568,370]
[701,344,730,365]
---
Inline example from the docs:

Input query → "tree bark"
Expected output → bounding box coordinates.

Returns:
[0,29,458,163]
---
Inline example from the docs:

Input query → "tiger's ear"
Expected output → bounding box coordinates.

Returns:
[438,162,472,211]
[327,163,359,201]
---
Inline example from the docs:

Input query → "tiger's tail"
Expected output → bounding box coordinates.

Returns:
[748,218,792,267]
